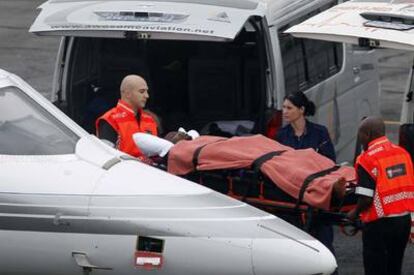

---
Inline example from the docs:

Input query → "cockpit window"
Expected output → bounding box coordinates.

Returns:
[0,86,79,155]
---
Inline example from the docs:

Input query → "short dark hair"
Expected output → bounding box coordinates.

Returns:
[284,91,316,116]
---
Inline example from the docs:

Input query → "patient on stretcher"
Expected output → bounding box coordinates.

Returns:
[133,133,355,211]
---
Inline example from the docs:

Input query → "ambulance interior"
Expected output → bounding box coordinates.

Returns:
[64,19,267,136]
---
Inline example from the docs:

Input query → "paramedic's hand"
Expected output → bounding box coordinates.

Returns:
[343,210,363,236]
[347,209,358,221]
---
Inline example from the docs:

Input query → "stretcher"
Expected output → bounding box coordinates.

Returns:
[184,166,359,232]
[165,135,361,233]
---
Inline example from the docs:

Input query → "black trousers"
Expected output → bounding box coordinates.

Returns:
[362,214,411,275]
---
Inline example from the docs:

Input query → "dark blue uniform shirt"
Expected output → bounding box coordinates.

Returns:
[276,120,336,162]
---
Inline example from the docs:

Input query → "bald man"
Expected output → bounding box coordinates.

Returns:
[348,117,414,275]
[96,75,158,158]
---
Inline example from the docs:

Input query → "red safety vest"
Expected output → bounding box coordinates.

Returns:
[96,100,158,158]
[355,136,414,223]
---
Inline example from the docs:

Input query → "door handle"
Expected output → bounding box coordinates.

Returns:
[72,251,113,274]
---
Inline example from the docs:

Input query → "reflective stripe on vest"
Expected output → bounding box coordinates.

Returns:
[96,100,157,157]
[356,136,414,223]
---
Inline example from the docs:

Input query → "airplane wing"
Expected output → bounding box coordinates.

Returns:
[285,0,414,51]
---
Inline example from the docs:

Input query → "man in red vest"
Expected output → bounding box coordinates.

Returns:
[96,75,158,158]
[348,116,414,275]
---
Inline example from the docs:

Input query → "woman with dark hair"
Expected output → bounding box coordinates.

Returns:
[276,91,337,267]
[276,91,336,162]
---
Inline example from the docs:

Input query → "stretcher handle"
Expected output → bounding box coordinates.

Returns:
[331,212,363,236]
[340,220,363,236]
[316,211,363,236]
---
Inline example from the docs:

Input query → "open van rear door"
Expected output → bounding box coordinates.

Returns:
[285,1,414,121]
[286,1,414,51]
[286,0,414,159]
[30,0,265,41]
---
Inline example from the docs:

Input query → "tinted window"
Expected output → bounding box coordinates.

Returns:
[0,86,79,155]
[278,1,343,94]
[279,35,343,95]
[279,34,307,94]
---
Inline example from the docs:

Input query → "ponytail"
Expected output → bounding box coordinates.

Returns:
[305,100,316,116]
[284,91,316,117]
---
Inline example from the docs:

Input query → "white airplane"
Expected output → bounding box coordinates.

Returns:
[0,70,336,274]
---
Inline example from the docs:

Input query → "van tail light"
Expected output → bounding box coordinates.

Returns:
[265,110,283,140]
[95,11,189,23]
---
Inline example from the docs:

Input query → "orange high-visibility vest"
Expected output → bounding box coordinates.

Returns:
[355,136,414,223]
[96,100,158,157]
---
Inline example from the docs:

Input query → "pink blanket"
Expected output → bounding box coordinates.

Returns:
[168,135,356,210]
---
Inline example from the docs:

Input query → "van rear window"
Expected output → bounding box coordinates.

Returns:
[278,0,343,94]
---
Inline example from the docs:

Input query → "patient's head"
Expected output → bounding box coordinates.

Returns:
[164,131,192,144]
[133,130,200,159]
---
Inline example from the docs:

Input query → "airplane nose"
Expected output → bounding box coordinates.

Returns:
[251,237,337,275]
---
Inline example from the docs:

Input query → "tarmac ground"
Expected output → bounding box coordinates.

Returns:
[0,1,413,274]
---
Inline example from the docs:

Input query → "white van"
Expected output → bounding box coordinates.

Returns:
[30,0,380,162]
